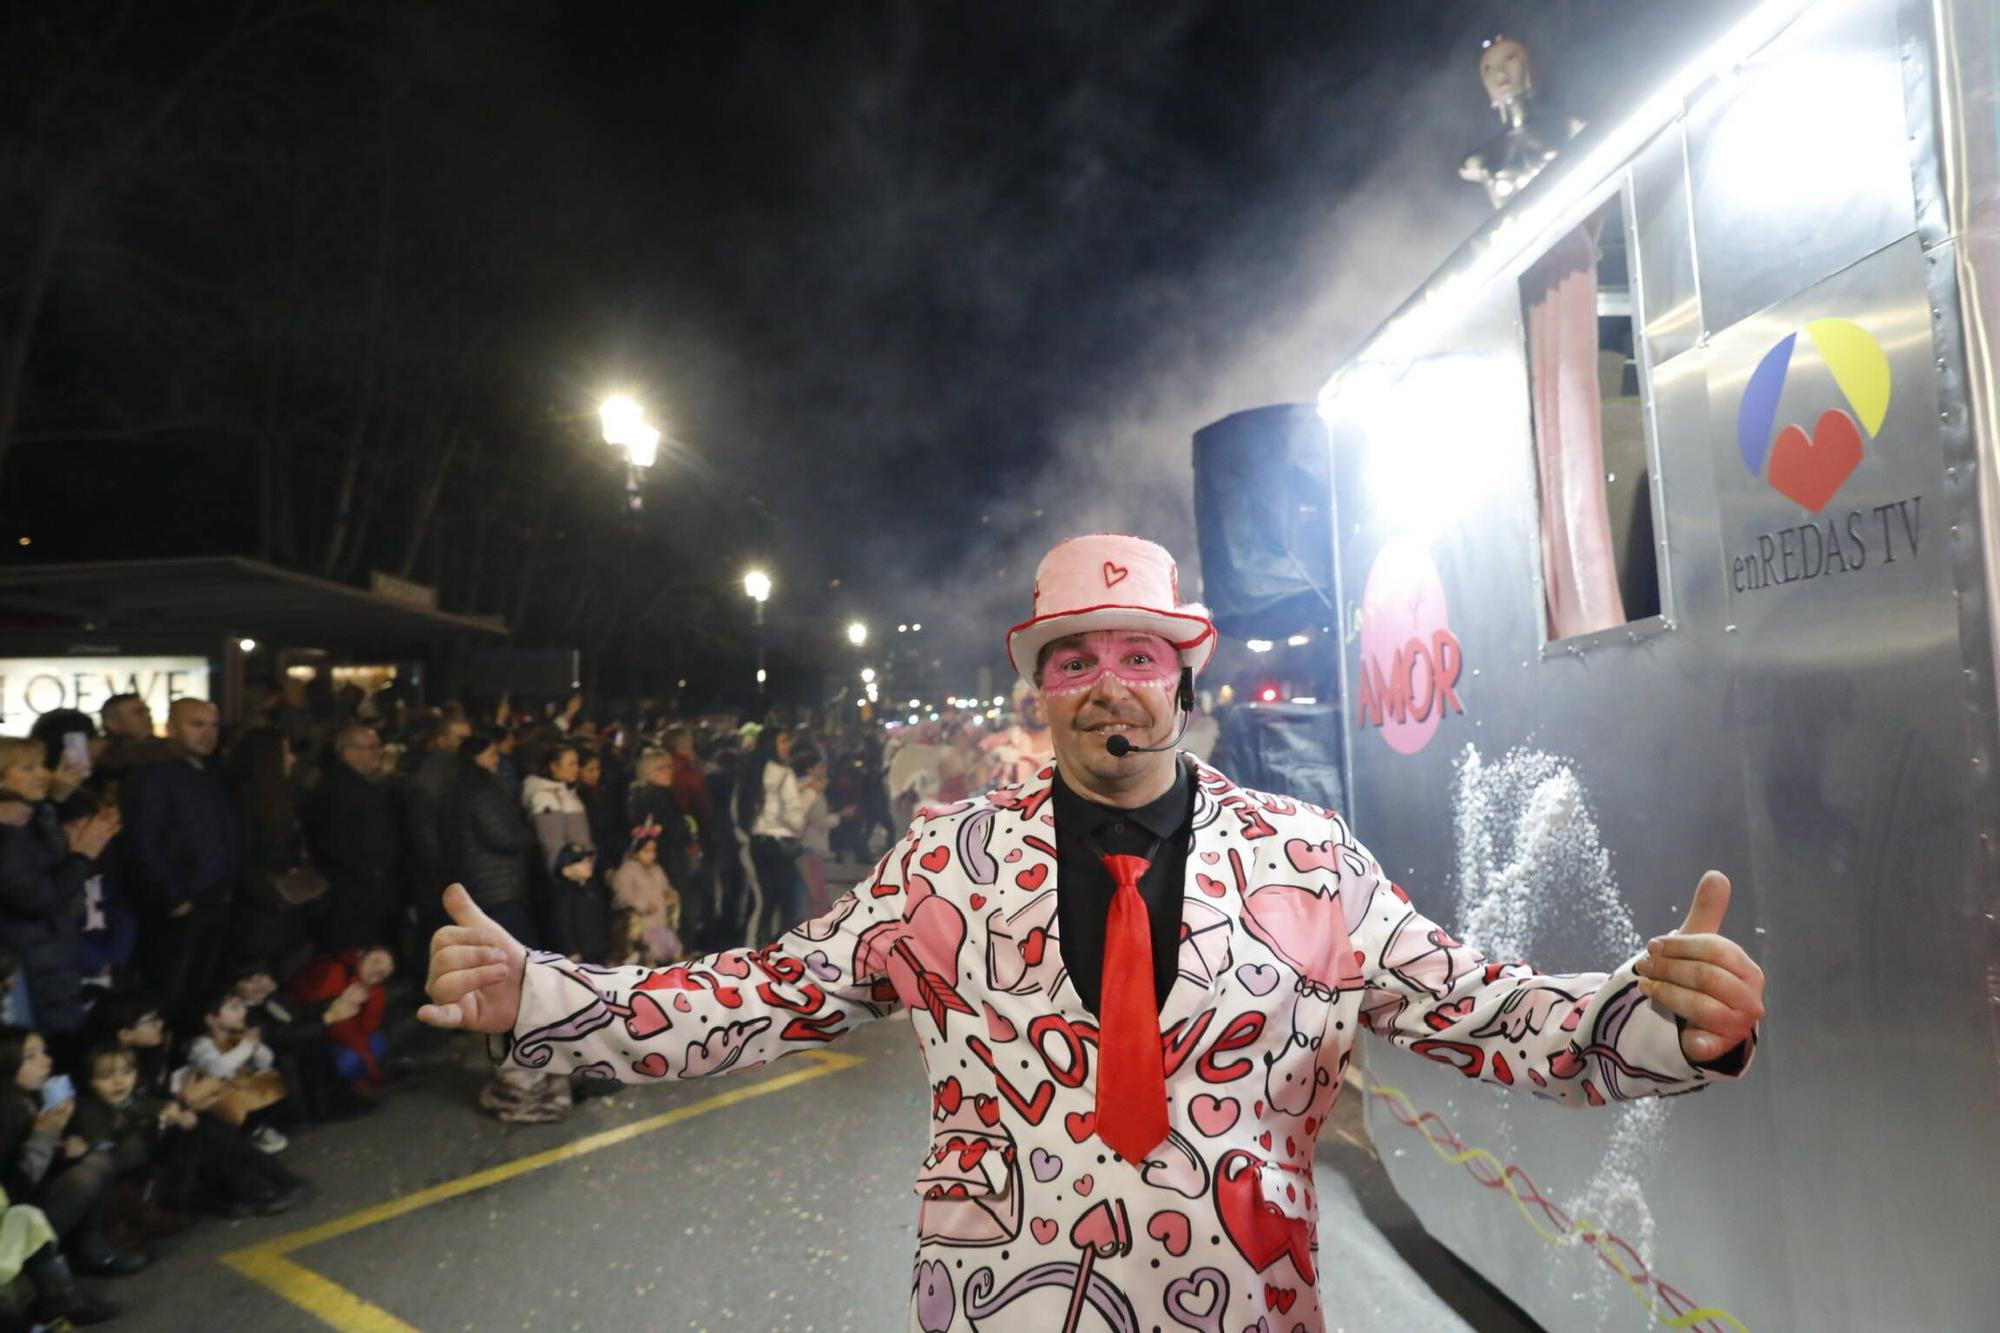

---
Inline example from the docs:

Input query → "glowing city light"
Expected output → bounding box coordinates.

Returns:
[744,570,771,602]
[847,622,867,646]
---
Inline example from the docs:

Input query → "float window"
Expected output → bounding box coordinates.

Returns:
[1519,194,1662,641]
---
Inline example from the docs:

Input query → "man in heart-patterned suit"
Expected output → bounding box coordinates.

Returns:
[421,533,1764,1333]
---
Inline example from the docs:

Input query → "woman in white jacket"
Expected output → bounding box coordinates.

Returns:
[732,726,805,945]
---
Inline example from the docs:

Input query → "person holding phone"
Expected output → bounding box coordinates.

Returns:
[0,1028,144,1280]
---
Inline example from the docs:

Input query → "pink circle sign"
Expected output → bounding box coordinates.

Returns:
[1355,536,1466,755]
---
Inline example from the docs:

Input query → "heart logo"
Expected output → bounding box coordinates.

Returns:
[973,1095,1002,1127]
[1073,1173,1094,1197]
[920,845,951,873]
[1200,851,1221,865]
[1265,1283,1298,1314]
[631,1052,669,1078]
[1016,864,1048,891]
[969,893,986,910]
[1064,1110,1096,1143]
[671,994,691,1012]
[1189,1093,1239,1137]
[625,992,672,1040]
[804,950,839,983]
[1030,1217,1059,1245]
[1236,964,1280,996]
[936,1078,963,1115]
[1195,873,1228,899]
[1147,1210,1192,1257]
[1030,1147,1063,1182]
[1004,848,1022,863]
[1768,408,1864,513]
[1102,561,1128,587]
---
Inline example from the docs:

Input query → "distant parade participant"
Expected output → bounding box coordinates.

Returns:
[419,533,1764,1332]
[979,677,1053,789]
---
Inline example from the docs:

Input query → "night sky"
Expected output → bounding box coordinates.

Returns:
[2,0,1740,707]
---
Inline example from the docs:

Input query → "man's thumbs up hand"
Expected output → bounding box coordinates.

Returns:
[1634,871,1766,1065]
[417,884,527,1034]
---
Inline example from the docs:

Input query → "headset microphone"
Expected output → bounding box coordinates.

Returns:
[1103,667,1197,757]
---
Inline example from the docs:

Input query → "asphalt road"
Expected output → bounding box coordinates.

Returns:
[111,892,1541,1333]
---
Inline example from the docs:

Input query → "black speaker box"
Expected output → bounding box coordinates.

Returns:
[1192,404,1335,640]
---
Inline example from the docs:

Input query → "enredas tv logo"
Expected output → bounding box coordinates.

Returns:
[1735,318,1891,513]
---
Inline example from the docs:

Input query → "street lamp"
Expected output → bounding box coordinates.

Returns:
[860,667,875,683]
[847,621,867,646]
[744,569,771,698]
[600,396,661,512]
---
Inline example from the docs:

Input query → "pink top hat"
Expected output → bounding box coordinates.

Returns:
[1005,534,1216,688]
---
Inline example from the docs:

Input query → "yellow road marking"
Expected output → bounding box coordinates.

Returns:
[222,1050,864,1331]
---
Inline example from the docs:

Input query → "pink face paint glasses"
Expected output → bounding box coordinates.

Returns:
[1041,646,1180,696]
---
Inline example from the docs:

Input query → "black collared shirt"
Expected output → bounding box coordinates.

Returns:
[1052,757,1194,1016]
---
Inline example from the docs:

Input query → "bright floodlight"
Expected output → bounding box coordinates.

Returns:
[1246,639,1274,653]
[238,638,257,654]
[626,424,660,469]
[744,570,771,602]
[860,667,876,682]
[600,396,644,445]
[847,622,867,646]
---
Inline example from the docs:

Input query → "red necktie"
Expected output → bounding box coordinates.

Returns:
[1094,851,1169,1163]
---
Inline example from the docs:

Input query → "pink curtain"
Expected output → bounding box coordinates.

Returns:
[1523,222,1626,639]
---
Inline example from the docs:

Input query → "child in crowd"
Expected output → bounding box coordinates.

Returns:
[548,842,603,962]
[78,1044,305,1225]
[231,960,374,1122]
[83,991,170,1098]
[0,1028,143,1279]
[286,946,393,1095]
[609,822,682,966]
[187,991,291,1151]
[68,1045,192,1246]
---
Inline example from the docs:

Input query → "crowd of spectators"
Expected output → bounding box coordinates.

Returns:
[0,673,1077,1324]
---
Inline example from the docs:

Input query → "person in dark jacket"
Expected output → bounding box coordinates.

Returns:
[400,715,469,950]
[441,735,536,945]
[0,740,119,1062]
[225,728,316,977]
[625,749,699,949]
[120,699,237,1029]
[576,751,627,875]
[228,960,372,1122]
[303,726,400,955]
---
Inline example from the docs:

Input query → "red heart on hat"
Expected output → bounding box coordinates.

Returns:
[1102,561,1128,587]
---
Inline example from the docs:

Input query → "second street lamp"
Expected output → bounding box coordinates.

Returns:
[744,569,772,699]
